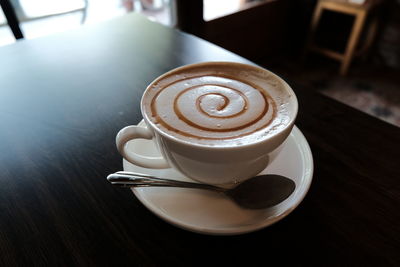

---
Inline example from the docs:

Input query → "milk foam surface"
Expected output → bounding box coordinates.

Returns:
[142,63,295,146]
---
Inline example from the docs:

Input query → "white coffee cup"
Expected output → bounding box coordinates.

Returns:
[116,62,298,185]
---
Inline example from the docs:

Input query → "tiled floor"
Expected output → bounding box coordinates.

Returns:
[266,56,400,127]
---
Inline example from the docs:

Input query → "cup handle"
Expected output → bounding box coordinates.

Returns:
[116,125,169,169]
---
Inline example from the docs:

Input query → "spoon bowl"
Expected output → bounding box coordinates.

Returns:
[107,171,296,209]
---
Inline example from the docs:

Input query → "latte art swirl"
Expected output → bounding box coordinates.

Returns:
[150,75,277,140]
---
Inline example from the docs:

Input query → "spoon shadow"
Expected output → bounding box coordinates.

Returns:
[225,174,296,209]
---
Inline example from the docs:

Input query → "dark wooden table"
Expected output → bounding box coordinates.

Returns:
[0,13,399,266]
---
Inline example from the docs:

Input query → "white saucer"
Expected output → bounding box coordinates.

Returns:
[123,121,313,235]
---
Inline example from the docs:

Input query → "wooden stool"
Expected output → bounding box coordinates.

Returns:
[306,0,381,75]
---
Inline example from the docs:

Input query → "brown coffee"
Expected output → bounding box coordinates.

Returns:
[142,62,296,146]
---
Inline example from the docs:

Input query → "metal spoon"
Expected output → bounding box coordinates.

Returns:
[107,171,296,209]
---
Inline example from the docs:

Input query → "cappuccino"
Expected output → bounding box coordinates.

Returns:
[142,62,296,147]
[117,62,298,184]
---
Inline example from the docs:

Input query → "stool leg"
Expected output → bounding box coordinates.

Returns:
[304,2,324,59]
[358,16,378,58]
[340,9,367,75]
[0,0,24,39]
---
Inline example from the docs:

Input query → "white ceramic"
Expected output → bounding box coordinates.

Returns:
[116,62,298,185]
[123,121,313,235]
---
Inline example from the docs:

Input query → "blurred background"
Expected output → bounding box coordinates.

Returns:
[0,0,399,126]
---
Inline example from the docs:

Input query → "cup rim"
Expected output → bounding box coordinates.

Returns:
[141,61,298,150]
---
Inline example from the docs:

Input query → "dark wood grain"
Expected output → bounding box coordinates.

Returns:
[0,13,399,266]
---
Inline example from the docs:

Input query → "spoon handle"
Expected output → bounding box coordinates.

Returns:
[107,171,226,192]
